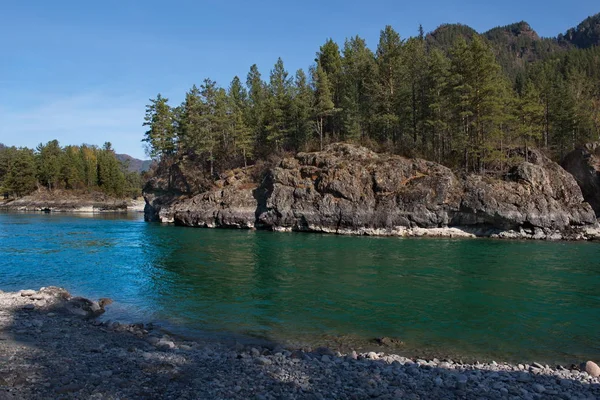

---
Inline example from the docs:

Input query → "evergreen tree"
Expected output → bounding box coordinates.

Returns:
[228,76,253,166]
[373,25,404,146]
[290,69,314,151]
[142,94,176,158]
[517,80,545,160]
[247,64,268,157]
[36,140,62,190]
[6,149,37,197]
[265,58,293,150]
[313,64,335,150]
[316,39,344,138]
[341,36,376,142]
[404,34,427,147]
[424,49,451,162]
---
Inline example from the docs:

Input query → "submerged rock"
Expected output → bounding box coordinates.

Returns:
[144,144,597,239]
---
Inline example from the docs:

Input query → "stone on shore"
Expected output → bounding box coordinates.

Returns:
[585,361,600,377]
[2,286,600,399]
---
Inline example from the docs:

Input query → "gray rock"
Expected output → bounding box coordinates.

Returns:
[145,144,596,239]
[532,383,545,393]
[255,356,272,366]
[20,290,36,297]
[250,348,261,357]
[55,383,83,394]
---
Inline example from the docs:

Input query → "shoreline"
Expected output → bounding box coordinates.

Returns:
[1,288,599,399]
[0,199,146,213]
[0,191,146,214]
[157,215,600,241]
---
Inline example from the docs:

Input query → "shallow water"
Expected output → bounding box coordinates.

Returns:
[1,212,599,364]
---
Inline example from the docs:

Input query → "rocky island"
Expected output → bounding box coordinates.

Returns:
[144,143,600,241]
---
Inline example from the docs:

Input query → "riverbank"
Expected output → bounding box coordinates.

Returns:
[1,288,598,399]
[0,190,145,213]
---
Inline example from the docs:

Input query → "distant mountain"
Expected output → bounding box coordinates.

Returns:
[426,23,479,51]
[116,154,152,173]
[559,13,600,49]
[425,14,600,80]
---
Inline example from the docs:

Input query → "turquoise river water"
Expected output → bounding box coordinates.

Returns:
[1,212,599,364]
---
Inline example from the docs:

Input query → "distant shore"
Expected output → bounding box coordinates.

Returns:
[0,190,145,213]
[1,287,599,399]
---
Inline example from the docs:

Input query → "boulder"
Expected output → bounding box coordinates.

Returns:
[585,360,600,377]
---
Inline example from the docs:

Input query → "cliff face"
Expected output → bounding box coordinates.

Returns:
[144,144,598,240]
[562,143,600,217]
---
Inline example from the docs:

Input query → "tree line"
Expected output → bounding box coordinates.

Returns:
[143,23,599,176]
[0,141,142,198]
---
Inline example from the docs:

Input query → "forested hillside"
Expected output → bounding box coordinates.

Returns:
[143,13,600,181]
[0,141,143,198]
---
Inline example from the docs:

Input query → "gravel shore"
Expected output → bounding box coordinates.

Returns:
[0,288,599,400]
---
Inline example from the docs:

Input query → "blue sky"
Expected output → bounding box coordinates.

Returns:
[0,1,598,159]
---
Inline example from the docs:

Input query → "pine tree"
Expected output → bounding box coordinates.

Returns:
[313,64,335,150]
[142,94,176,159]
[404,34,427,147]
[341,36,376,142]
[517,80,544,161]
[316,39,344,139]
[374,25,404,146]
[6,148,37,197]
[247,64,268,157]
[290,69,314,151]
[265,58,293,150]
[449,36,507,171]
[424,49,451,162]
[36,140,62,190]
[228,76,253,167]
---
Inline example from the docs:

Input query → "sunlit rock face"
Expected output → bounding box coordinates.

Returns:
[144,143,597,239]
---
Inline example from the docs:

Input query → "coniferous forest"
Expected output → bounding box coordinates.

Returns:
[0,141,143,198]
[2,14,600,199]
[143,14,600,180]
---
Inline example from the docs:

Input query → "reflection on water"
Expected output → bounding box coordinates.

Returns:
[1,212,600,364]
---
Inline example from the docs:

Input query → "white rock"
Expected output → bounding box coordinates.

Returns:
[585,361,600,377]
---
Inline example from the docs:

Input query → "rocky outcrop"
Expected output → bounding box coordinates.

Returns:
[562,143,600,217]
[144,144,599,240]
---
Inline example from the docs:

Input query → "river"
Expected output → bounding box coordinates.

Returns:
[1,212,599,364]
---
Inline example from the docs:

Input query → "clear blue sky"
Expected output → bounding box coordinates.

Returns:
[0,0,597,159]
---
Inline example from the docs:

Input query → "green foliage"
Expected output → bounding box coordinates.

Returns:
[141,13,600,177]
[0,141,142,198]
[143,94,176,158]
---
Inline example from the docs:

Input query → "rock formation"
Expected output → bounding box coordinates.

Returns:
[144,144,599,240]
[562,143,600,217]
